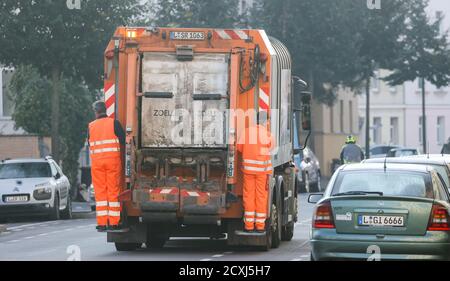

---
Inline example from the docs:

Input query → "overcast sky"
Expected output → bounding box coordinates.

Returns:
[426,0,450,32]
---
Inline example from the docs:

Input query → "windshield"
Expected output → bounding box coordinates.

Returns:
[332,171,433,199]
[394,150,417,157]
[433,164,450,188]
[0,163,52,179]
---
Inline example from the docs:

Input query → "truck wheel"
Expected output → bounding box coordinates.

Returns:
[115,242,140,252]
[271,194,282,249]
[281,221,294,241]
[146,225,169,249]
[60,196,72,220]
[48,194,60,221]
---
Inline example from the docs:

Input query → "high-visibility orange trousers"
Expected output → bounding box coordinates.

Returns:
[243,174,268,231]
[91,157,121,226]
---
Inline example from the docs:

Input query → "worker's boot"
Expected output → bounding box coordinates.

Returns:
[108,225,122,231]
[96,225,107,232]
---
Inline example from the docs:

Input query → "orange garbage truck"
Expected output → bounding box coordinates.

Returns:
[103,27,311,251]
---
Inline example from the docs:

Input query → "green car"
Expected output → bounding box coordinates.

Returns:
[309,163,450,261]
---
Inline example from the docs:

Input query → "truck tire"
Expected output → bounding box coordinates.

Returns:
[146,225,169,249]
[281,221,294,241]
[60,196,72,220]
[115,242,141,251]
[48,194,60,221]
[271,193,282,249]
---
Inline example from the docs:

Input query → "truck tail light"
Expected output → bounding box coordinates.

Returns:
[125,143,131,178]
[428,203,450,231]
[313,201,335,229]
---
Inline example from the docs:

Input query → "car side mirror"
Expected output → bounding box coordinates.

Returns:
[308,193,324,204]
[54,172,61,180]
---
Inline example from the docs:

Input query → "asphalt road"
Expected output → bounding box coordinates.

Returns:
[0,194,315,261]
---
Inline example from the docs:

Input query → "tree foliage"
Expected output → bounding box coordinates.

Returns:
[146,0,241,28]
[0,0,143,162]
[9,65,94,187]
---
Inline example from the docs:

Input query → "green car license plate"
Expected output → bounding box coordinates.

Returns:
[358,215,404,227]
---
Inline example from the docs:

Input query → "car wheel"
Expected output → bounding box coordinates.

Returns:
[115,242,141,252]
[49,194,60,221]
[61,195,72,220]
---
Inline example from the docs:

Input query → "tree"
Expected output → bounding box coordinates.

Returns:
[0,0,142,162]
[9,65,94,187]
[146,0,240,28]
[383,0,450,153]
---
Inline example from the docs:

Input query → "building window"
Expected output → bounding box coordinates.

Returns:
[389,85,397,94]
[371,71,379,91]
[419,116,423,144]
[390,117,399,145]
[340,100,344,133]
[373,117,382,145]
[349,101,353,133]
[437,116,445,145]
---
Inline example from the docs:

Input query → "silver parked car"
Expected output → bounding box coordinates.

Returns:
[0,157,72,220]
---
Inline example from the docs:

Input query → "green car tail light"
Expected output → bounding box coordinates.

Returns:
[313,201,335,229]
[428,204,450,231]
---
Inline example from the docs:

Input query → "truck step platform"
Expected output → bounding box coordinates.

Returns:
[234,230,266,237]
[97,228,130,233]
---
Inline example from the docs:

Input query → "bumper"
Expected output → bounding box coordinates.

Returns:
[0,203,52,217]
[311,229,450,261]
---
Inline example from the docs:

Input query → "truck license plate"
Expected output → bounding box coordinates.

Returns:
[170,31,205,40]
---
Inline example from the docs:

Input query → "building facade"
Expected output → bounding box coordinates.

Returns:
[358,1,450,154]
[311,88,360,177]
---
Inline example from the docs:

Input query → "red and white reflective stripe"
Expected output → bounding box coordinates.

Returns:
[180,190,210,197]
[96,210,108,217]
[109,211,121,217]
[259,87,270,112]
[96,201,108,207]
[149,188,178,195]
[104,81,115,118]
[109,202,121,208]
[214,29,249,40]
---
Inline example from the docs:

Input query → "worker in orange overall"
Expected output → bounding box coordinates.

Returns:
[237,111,274,233]
[88,101,125,231]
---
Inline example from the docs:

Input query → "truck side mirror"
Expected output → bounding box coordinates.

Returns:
[301,93,312,131]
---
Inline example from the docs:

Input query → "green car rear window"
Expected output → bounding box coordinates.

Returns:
[333,171,433,199]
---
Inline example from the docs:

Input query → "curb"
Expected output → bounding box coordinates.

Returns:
[0,225,6,233]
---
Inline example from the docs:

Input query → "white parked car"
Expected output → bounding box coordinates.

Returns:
[0,157,72,220]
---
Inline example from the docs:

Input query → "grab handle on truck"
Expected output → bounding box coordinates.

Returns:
[144,92,174,99]
[193,94,222,101]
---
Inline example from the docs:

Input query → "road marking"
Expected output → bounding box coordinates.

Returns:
[300,254,309,258]
[0,232,11,235]
[8,240,20,243]
[291,258,302,261]
[7,221,53,230]
[38,233,48,237]
[24,236,34,240]
[64,228,74,232]
[200,259,212,261]
[212,254,224,258]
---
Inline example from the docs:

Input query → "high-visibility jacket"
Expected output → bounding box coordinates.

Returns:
[88,117,121,160]
[237,124,274,175]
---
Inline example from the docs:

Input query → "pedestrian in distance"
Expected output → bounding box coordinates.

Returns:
[87,101,125,231]
[340,135,365,164]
